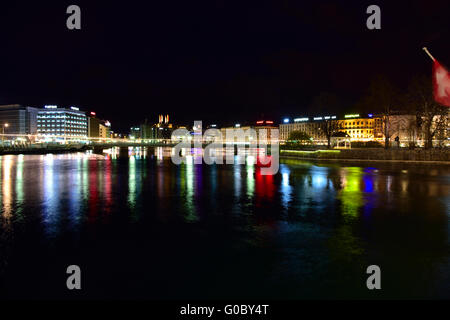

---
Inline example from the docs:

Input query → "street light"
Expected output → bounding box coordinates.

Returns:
[2,123,9,144]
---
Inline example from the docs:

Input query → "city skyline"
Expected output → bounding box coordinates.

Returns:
[2,1,450,132]
[1,0,450,307]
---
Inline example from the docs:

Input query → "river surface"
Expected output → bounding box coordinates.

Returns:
[0,148,449,299]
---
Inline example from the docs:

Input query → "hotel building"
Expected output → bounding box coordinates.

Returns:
[37,105,88,140]
[337,114,382,141]
[279,116,337,142]
[280,114,382,143]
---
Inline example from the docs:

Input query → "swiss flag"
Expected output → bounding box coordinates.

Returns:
[433,60,450,107]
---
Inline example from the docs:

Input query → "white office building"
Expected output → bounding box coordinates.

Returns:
[37,105,88,141]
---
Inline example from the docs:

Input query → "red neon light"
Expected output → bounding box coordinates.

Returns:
[256,121,264,124]
[90,112,96,116]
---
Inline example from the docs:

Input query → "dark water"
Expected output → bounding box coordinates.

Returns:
[0,148,449,299]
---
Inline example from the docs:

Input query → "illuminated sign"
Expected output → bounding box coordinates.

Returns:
[70,107,79,111]
[313,117,323,121]
[256,121,264,124]
[283,118,289,123]
[235,124,240,128]
[90,112,96,116]
[210,124,217,128]
[294,117,309,122]
[265,121,273,124]
[368,114,373,118]
[44,105,57,109]
[345,114,360,119]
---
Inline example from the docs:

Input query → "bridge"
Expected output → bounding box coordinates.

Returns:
[0,134,275,156]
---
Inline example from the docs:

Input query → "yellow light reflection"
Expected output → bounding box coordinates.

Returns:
[15,155,24,220]
[338,167,363,218]
[2,155,14,222]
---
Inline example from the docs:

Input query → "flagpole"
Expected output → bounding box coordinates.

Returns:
[422,47,436,62]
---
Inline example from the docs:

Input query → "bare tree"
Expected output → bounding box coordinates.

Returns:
[360,75,398,148]
[288,130,311,144]
[406,76,448,149]
[405,117,418,148]
[320,119,342,149]
[309,92,342,148]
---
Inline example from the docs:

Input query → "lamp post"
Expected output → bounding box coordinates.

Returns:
[2,123,9,144]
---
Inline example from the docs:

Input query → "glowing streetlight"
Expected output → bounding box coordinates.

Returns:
[2,123,9,143]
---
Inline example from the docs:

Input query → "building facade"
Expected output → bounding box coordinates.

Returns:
[337,114,380,141]
[280,112,450,146]
[89,112,111,139]
[280,116,337,142]
[37,105,88,140]
[152,114,173,139]
[130,115,173,140]
[88,115,101,138]
[99,121,111,138]
[0,104,38,135]
[220,121,278,143]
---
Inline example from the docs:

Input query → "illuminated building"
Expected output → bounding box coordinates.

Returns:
[381,114,449,147]
[37,105,88,140]
[0,104,38,135]
[89,112,112,139]
[99,121,111,138]
[129,126,141,139]
[254,120,278,142]
[88,112,101,138]
[279,112,450,145]
[220,121,278,143]
[130,115,173,140]
[152,114,173,139]
[338,114,379,141]
[279,116,337,142]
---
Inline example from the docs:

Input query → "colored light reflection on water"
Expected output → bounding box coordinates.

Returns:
[338,167,364,218]
[280,165,292,211]
[0,150,449,299]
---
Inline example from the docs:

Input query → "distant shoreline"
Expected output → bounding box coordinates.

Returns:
[280,148,450,165]
[1,147,449,166]
[0,146,89,155]
[280,154,450,165]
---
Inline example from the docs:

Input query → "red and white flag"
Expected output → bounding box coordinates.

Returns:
[432,60,450,107]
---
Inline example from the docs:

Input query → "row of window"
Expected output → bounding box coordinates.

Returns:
[343,121,372,126]
[38,122,86,126]
[37,117,86,121]
[39,133,87,136]
[344,129,373,134]
[38,124,86,128]
[38,119,86,122]
[38,129,87,132]
[37,115,85,118]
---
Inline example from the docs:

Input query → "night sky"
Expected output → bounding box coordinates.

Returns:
[1,0,450,132]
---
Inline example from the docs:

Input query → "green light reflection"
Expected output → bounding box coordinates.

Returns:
[338,167,364,219]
